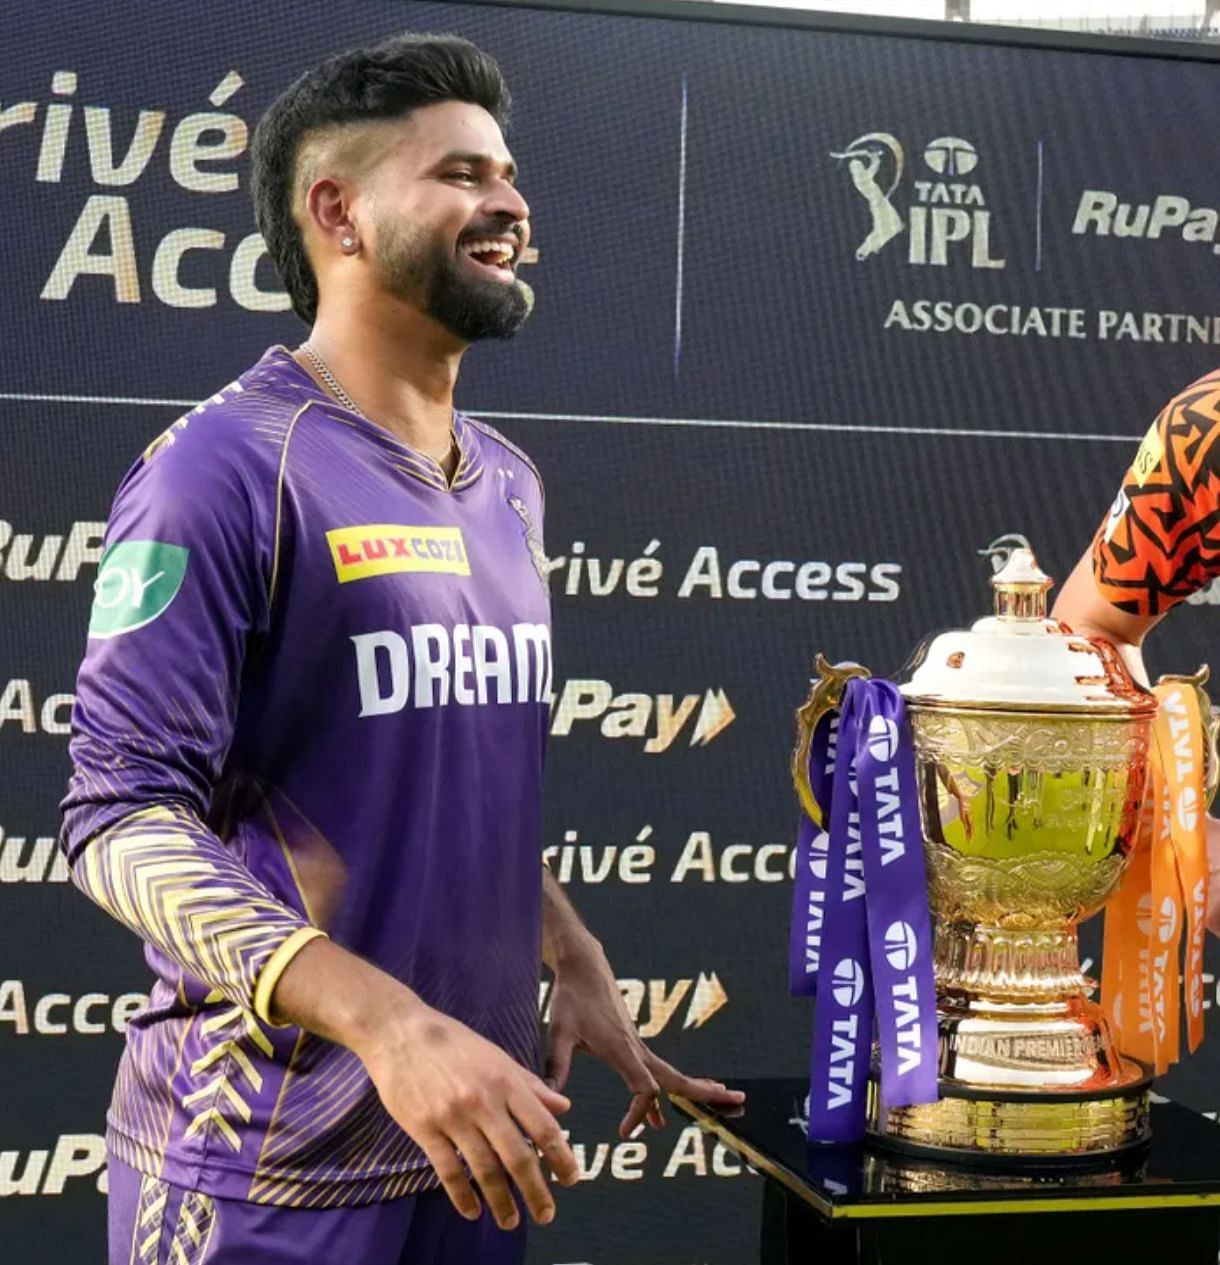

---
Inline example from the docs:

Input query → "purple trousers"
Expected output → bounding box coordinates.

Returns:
[108,1157,528,1265]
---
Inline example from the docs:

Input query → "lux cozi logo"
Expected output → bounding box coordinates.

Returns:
[327,524,470,583]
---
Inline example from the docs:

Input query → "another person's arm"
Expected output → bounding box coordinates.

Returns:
[1051,552,1158,688]
[1054,372,1220,647]
[1052,371,1220,932]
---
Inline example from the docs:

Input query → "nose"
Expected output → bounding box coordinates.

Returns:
[485,178,530,228]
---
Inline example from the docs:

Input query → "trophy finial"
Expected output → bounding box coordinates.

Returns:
[991,547,1053,620]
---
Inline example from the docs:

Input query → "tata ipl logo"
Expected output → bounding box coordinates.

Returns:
[831,134,1005,269]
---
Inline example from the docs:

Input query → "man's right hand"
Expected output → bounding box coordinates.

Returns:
[266,934,580,1229]
[357,1004,581,1229]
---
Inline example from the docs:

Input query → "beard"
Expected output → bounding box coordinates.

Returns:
[372,214,532,342]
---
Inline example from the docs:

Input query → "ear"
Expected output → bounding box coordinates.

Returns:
[304,177,359,255]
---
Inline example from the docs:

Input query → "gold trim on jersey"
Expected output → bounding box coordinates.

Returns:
[252,927,327,1027]
[269,402,310,608]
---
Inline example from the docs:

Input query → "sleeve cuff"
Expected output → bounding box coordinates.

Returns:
[252,926,328,1027]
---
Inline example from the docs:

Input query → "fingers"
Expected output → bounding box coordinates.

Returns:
[524,1069,572,1115]
[510,1087,581,1188]
[544,1027,577,1093]
[418,1134,482,1223]
[619,1090,660,1139]
[612,1043,662,1138]
[479,1114,558,1226]
[451,1085,577,1230]
[452,1127,522,1231]
[644,1053,746,1106]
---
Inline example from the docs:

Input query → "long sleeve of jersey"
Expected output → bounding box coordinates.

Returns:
[1093,369,1220,617]
[60,409,323,1022]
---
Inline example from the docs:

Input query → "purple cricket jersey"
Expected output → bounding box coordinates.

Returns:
[60,345,552,1208]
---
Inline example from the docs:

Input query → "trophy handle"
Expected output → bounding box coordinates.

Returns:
[792,655,871,826]
[1156,665,1220,810]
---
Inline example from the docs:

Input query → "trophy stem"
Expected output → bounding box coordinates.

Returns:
[934,921,1089,1003]
[867,918,1152,1160]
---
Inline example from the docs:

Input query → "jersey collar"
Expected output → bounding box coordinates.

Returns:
[264,345,484,495]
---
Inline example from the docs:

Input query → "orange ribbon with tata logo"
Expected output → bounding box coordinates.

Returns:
[1103,681,1208,1074]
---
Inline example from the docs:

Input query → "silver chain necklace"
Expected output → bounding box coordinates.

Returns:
[299,343,364,417]
[299,343,459,471]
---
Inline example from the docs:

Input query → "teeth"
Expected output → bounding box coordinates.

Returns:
[462,238,515,266]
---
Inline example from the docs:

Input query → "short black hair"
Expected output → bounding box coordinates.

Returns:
[251,34,511,324]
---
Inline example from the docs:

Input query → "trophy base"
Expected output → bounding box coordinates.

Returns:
[866,1061,1153,1164]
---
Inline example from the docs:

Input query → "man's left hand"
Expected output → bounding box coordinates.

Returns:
[544,938,746,1138]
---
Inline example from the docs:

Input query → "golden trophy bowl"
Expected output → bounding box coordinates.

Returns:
[794,547,1213,1164]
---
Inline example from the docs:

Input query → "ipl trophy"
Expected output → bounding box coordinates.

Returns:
[794,547,1214,1163]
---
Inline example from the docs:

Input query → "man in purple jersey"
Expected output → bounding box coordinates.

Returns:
[61,34,742,1265]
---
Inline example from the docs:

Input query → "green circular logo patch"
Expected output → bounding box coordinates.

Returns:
[88,540,189,639]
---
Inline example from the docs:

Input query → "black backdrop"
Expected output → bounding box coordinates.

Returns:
[4,2,1220,1261]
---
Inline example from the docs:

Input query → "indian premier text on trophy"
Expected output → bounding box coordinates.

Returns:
[790,547,1217,1163]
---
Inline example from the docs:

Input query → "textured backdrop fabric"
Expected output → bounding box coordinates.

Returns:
[4,3,1220,1262]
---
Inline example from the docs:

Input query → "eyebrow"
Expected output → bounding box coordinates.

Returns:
[436,150,518,181]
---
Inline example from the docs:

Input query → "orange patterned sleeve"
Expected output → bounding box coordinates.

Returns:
[1092,369,1220,617]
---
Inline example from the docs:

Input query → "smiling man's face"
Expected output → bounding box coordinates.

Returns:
[359,100,533,341]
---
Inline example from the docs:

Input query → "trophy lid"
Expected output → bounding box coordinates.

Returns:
[899,547,1157,713]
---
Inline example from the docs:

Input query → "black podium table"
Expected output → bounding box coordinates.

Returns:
[672,1079,1220,1264]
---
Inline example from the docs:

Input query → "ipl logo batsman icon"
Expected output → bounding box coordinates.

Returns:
[830,132,905,260]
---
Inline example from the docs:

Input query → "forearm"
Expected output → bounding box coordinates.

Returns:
[69,802,321,1021]
[264,932,429,1057]
[542,868,602,972]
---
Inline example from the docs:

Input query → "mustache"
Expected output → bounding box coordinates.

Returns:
[457,221,524,247]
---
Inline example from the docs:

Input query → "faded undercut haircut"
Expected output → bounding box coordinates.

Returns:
[251,34,510,324]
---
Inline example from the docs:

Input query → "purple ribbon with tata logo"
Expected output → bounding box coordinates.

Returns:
[790,677,939,1143]
[789,713,837,998]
